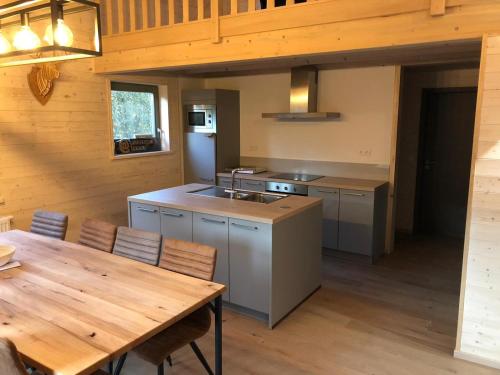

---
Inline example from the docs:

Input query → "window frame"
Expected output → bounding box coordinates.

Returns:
[110,81,163,156]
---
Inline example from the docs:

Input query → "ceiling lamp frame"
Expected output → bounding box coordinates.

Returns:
[0,0,102,67]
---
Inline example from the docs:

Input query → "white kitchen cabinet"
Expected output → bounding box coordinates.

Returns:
[193,213,230,301]
[160,208,193,241]
[129,202,161,233]
[229,218,272,314]
[308,186,339,249]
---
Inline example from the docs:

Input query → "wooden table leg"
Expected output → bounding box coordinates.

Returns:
[215,295,222,375]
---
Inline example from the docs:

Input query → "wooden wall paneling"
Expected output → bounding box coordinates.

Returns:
[96,0,500,73]
[455,33,500,369]
[0,60,183,242]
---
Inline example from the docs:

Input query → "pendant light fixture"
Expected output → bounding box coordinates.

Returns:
[43,4,73,47]
[0,0,102,67]
[13,13,40,50]
[0,22,12,54]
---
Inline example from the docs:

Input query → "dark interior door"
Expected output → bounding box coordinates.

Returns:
[416,88,477,237]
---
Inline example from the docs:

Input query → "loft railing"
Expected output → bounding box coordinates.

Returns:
[101,0,310,36]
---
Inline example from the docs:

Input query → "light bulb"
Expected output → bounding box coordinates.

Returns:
[13,25,40,50]
[44,19,73,47]
[0,31,11,54]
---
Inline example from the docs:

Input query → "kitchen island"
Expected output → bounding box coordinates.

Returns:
[128,184,322,328]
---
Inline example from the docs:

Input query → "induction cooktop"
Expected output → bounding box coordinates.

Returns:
[270,173,324,182]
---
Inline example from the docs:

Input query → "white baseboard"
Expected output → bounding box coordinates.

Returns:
[454,350,500,370]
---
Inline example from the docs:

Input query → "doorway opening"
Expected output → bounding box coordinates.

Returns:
[392,64,479,349]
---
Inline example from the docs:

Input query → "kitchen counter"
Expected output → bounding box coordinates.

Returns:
[217,171,387,191]
[128,183,322,224]
[127,183,322,328]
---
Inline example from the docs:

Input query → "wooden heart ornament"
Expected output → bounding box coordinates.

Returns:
[27,63,61,105]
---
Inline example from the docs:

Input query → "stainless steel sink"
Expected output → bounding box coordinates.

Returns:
[188,186,287,204]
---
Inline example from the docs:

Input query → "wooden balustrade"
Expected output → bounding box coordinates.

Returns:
[101,0,309,36]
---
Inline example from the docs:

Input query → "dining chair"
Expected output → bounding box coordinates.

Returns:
[0,338,110,375]
[0,338,27,375]
[133,238,217,375]
[79,218,117,253]
[30,210,68,240]
[112,227,162,266]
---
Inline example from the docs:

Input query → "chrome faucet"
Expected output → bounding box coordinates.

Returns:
[225,168,249,194]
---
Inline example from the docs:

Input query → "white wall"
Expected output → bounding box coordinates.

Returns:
[204,66,397,166]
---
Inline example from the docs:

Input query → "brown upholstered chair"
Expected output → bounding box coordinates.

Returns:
[30,210,68,240]
[112,227,162,266]
[79,218,117,253]
[0,338,109,375]
[133,239,217,375]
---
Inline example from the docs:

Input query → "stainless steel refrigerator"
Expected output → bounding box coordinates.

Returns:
[183,89,240,184]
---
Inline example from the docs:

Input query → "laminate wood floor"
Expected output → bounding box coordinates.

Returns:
[121,236,500,375]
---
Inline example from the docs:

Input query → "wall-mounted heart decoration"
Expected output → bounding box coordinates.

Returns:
[27,63,61,106]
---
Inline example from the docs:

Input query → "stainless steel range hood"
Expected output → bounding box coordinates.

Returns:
[262,66,341,120]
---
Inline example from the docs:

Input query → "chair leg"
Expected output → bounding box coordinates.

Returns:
[166,355,173,367]
[108,361,113,374]
[190,341,214,375]
[114,353,128,375]
[157,361,164,375]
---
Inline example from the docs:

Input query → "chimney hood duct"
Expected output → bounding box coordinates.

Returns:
[262,66,341,120]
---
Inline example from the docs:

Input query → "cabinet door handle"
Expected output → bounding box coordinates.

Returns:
[199,177,214,183]
[162,212,184,218]
[231,222,259,231]
[343,192,366,197]
[316,190,337,194]
[138,207,158,213]
[202,217,226,225]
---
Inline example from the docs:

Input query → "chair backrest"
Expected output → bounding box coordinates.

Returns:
[79,218,117,253]
[159,239,217,281]
[113,227,162,265]
[0,338,28,375]
[30,210,68,240]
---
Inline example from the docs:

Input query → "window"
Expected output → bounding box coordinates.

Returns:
[111,81,164,156]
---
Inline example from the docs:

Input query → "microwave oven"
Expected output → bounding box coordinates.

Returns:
[184,104,217,133]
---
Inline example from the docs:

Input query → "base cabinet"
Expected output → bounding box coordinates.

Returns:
[229,218,271,314]
[193,213,230,301]
[308,187,339,249]
[160,208,193,242]
[130,202,161,233]
[338,190,374,256]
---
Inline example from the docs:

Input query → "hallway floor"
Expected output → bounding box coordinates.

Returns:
[121,236,500,374]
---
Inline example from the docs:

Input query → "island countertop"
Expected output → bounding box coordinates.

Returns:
[128,184,322,224]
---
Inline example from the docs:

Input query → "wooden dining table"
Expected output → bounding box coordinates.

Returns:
[0,230,226,375]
